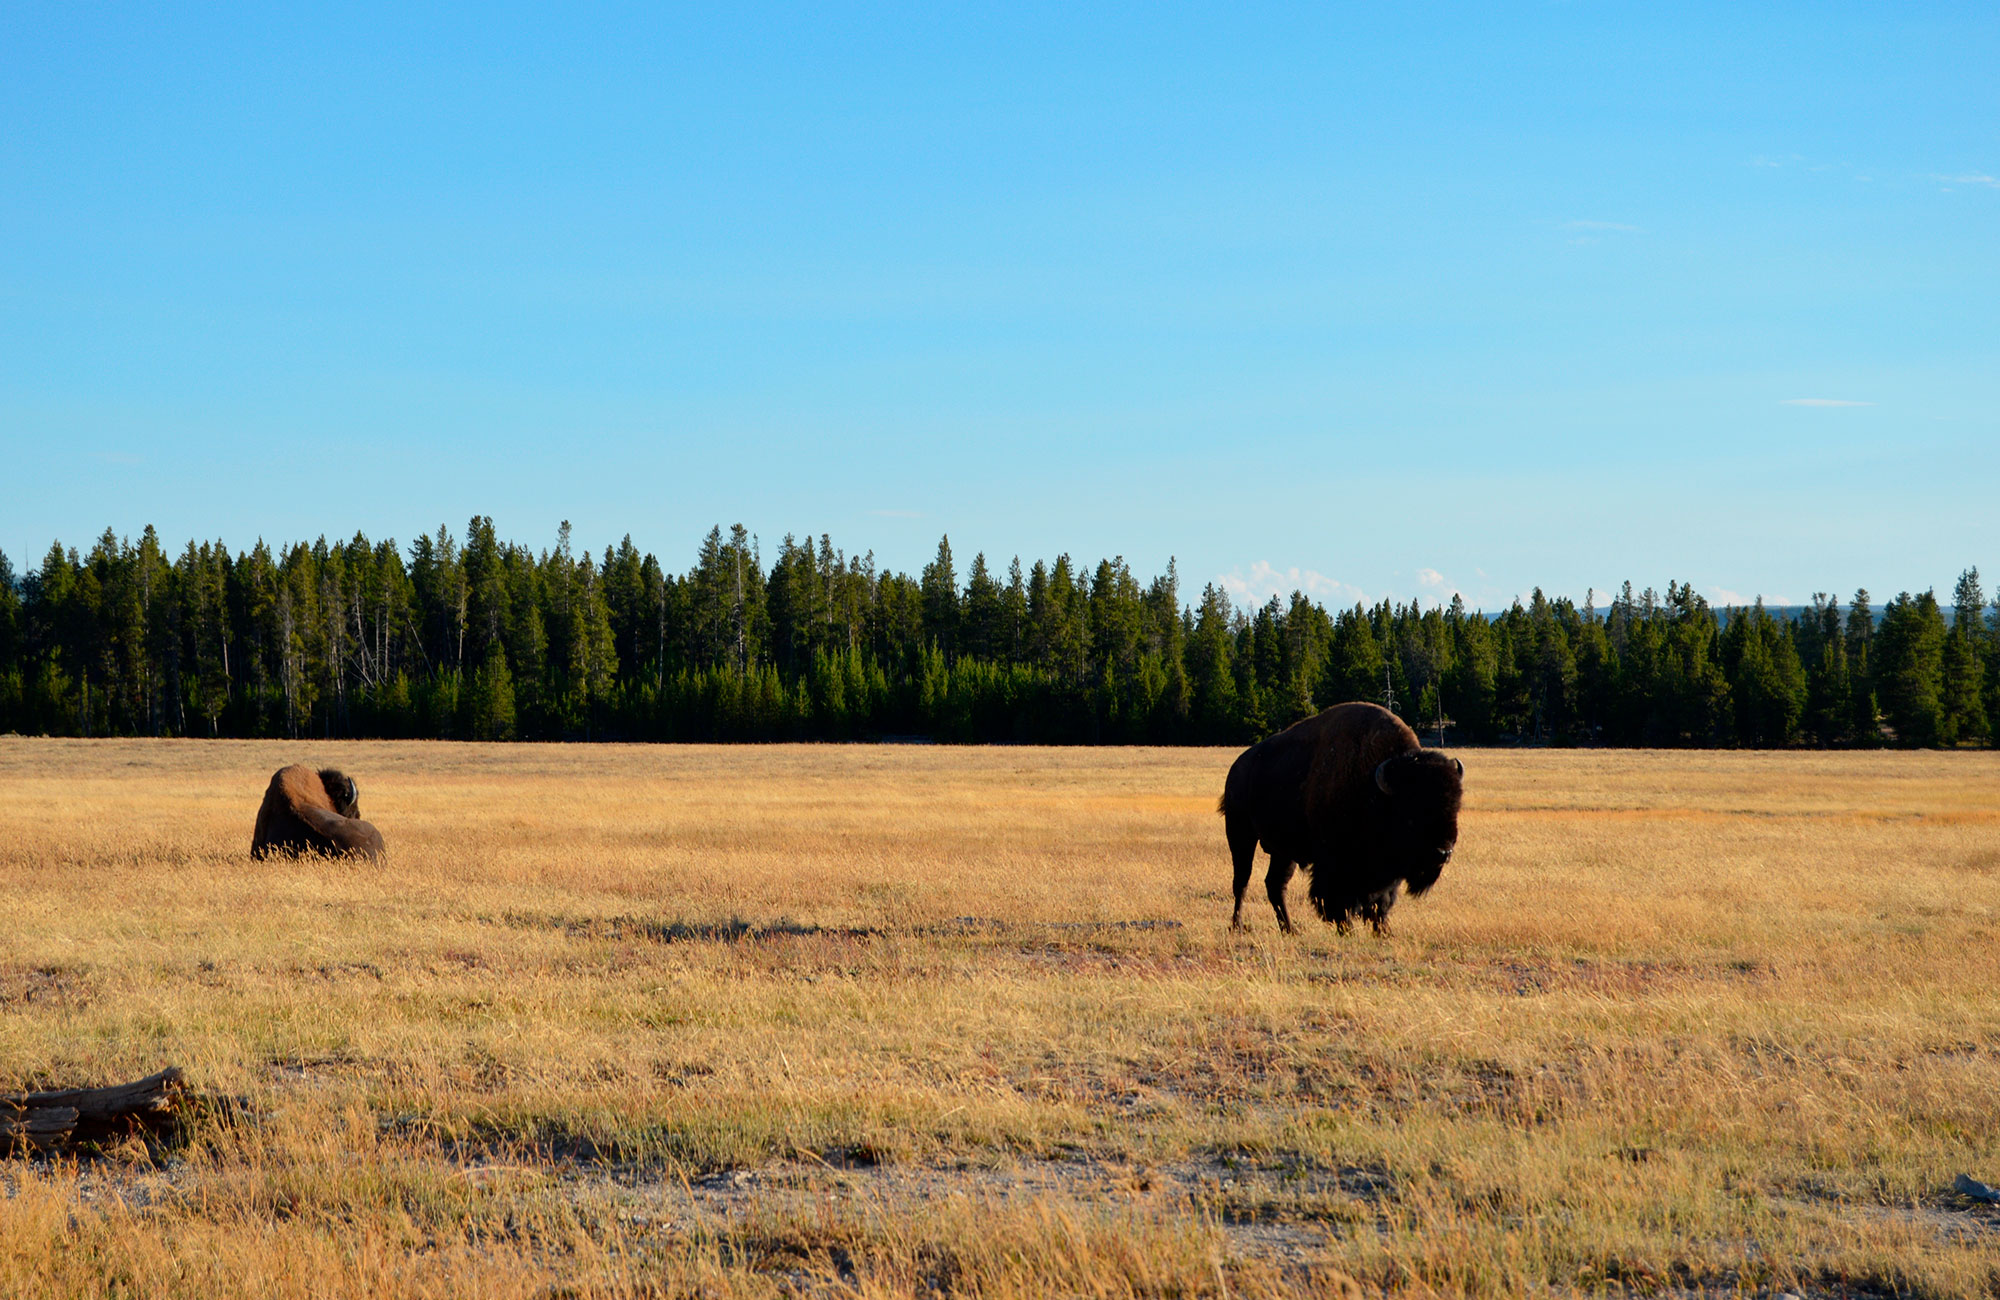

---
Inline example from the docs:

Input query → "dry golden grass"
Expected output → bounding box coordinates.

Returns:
[1,738,1997,1298]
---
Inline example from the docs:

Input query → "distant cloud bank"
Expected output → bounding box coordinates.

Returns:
[1217,562,1365,609]
[1708,585,1793,608]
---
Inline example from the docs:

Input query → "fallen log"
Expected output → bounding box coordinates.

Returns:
[1,1067,183,1153]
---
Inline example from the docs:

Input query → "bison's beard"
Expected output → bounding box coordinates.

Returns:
[1402,860,1446,896]
[1304,871,1392,925]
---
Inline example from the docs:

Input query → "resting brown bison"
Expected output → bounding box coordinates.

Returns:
[251,765,384,860]
[1220,702,1461,935]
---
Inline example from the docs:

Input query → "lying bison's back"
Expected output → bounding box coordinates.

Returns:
[252,764,382,860]
[265,765,335,814]
[253,766,327,850]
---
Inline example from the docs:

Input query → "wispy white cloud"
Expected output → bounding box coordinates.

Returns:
[1562,219,1642,233]
[1933,172,2000,189]
[1216,562,1364,609]
[1781,398,1874,408]
[1409,567,1465,609]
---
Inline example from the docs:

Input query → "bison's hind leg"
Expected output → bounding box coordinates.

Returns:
[1225,808,1260,930]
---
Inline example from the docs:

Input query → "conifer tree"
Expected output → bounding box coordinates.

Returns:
[920,536,961,659]
[1322,604,1386,710]
[1951,568,1985,638]
[764,534,819,674]
[1186,583,1239,742]
[1874,592,1946,746]
[1942,568,1989,744]
[0,549,19,729]
[1988,590,2000,748]
[1527,588,1577,740]
[467,642,518,741]
[1800,595,1849,744]
[1725,600,1805,745]
[1002,557,1029,663]
[1145,561,1191,736]
[1844,589,1879,744]
[1941,631,1988,745]
[963,553,1003,661]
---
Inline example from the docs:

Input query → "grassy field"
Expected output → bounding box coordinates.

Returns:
[1,738,1997,1298]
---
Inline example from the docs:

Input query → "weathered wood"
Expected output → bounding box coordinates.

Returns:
[0,1067,183,1152]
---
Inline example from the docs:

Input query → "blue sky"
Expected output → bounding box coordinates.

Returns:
[3,3,1995,612]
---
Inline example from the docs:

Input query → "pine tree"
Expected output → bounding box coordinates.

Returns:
[1874,592,1946,746]
[1322,604,1386,710]
[1146,560,1191,737]
[764,534,820,674]
[1943,568,1989,744]
[1570,595,1614,742]
[1951,567,1985,638]
[1002,557,1029,665]
[920,536,961,659]
[467,642,518,741]
[1941,631,1987,745]
[1526,589,1577,740]
[572,550,619,739]
[1988,592,2000,748]
[1186,583,1239,742]
[963,553,1003,662]
[0,549,20,730]
[1800,595,1849,744]
[1844,588,1879,744]
[1087,558,1145,738]
[1442,599,1499,740]
[1725,600,1806,745]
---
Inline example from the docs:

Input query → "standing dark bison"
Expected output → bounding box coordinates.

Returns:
[251,765,384,860]
[1220,702,1461,935]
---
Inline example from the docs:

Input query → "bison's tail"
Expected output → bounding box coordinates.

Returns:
[1216,790,1229,816]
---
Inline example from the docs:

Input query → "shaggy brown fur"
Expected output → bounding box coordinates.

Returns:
[1220,702,1462,935]
[251,765,384,860]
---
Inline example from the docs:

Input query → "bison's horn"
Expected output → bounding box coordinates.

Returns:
[1374,758,1396,795]
[345,777,358,806]
[1451,757,1463,777]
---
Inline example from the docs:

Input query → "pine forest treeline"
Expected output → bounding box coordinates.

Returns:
[0,521,1995,749]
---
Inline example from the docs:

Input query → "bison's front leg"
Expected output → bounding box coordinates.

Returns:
[1265,858,1298,934]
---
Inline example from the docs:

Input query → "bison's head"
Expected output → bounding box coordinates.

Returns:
[1373,750,1463,893]
[318,768,361,818]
